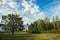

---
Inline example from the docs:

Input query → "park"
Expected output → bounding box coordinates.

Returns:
[0,14,60,40]
[0,0,60,40]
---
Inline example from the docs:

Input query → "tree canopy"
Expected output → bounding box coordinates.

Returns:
[2,14,24,35]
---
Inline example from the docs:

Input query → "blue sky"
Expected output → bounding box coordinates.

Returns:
[0,0,60,25]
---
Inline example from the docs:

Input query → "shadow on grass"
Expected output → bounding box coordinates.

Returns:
[0,32,36,40]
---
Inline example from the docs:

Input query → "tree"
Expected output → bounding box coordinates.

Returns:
[28,23,34,32]
[55,16,59,29]
[37,19,45,32]
[28,21,39,33]
[28,19,45,33]
[33,22,38,33]
[52,16,59,29]
[44,17,50,30]
[52,16,55,29]
[2,14,23,35]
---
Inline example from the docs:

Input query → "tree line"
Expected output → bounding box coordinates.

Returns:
[1,14,60,34]
[28,16,60,33]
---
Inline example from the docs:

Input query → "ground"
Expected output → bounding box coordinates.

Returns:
[0,31,60,40]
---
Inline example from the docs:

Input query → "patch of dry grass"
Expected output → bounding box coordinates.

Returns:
[30,34,60,40]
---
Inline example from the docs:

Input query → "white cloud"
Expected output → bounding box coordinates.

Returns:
[21,0,46,24]
[22,17,30,25]
[0,0,20,15]
[30,4,39,14]
[21,0,40,14]
[0,0,46,25]
[8,2,18,8]
[32,12,46,20]
[38,12,46,18]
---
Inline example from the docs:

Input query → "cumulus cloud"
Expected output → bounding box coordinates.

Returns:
[0,0,46,25]
[8,2,18,8]
[31,12,46,20]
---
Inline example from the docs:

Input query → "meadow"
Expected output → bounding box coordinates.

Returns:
[0,31,60,40]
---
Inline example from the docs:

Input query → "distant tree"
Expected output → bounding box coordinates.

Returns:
[2,14,23,35]
[33,22,38,33]
[28,23,34,32]
[44,17,50,30]
[29,19,45,33]
[52,16,59,29]
[37,19,45,32]
[52,16,56,29]
[29,21,40,33]
[55,16,59,29]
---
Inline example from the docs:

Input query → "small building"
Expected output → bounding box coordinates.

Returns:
[0,24,5,32]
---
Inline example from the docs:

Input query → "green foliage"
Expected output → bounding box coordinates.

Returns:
[28,23,34,32]
[52,16,60,29]
[37,19,45,32]
[41,29,60,33]
[28,19,45,33]
[28,22,39,33]
[28,16,60,33]
[2,14,23,35]
[43,17,50,30]
[32,22,38,33]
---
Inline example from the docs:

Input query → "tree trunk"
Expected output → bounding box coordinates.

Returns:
[57,22,59,29]
[12,26,14,35]
[54,23,55,29]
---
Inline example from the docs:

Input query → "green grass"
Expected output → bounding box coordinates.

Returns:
[2,31,28,35]
[0,31,60,40]
[41,29,60,33]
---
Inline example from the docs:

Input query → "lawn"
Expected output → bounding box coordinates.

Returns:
[0,31,60,40]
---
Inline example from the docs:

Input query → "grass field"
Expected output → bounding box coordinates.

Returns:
[0,31,60,40]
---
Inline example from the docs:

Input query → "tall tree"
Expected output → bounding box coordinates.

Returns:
[52,16,56,29]
[33,22,38,33]
[37,19,45,32]
[52,16,59,29]
[29,19,45,33]
[28,23,34,32]
[28,21,39,33]
[2,14,23,35]
[44,17,50,30]
[55,16,59,29]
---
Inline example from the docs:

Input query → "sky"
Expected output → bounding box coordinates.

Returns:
[0,0,60,25]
